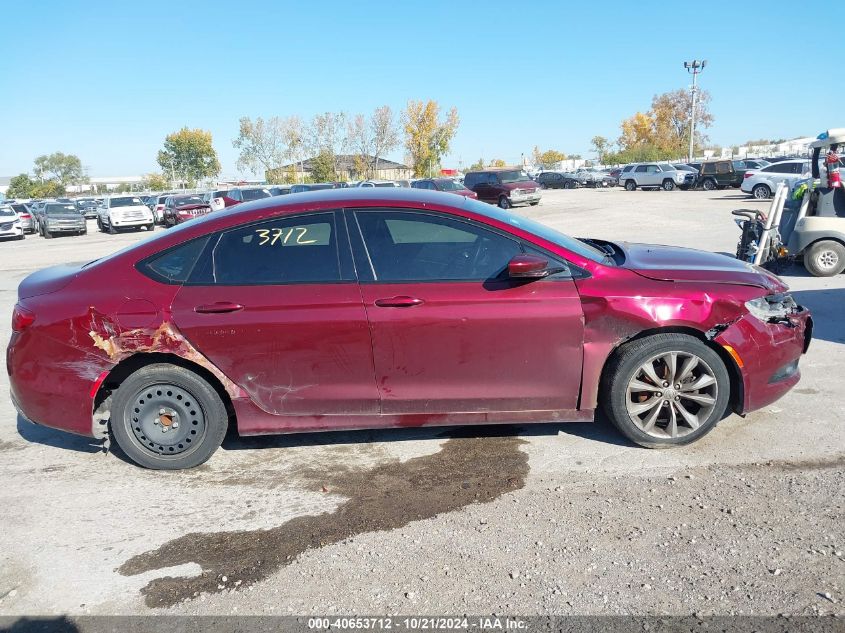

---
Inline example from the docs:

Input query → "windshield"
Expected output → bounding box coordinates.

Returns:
[241,188,271,201]
[174,195,204,206]
[111,197,143,207]
[0,207,15,217]
[462,198,606,264]
[436,179,463,191]
[46,204,78,215]
[498,170,531,184]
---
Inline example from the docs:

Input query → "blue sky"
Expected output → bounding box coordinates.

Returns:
[0,0,840,178]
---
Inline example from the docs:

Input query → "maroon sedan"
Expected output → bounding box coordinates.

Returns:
[7,189,812,469]
[412,178,478,198]
[162,194,213,228]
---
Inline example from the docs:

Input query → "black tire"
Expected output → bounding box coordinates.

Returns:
[110,364,228,470]
[564,180,575,190]
[498,196,511,210]
[529,201,540,206]
[804,240,845,277]
[624,180,636,191]
[662,179,675,191]
[107,222,117,235]
[702,178,717,191]
[146,223,154,231]
[601,333,730,448]
[43,227,52,239]
[97,217,104,232]
[752,184,771,200]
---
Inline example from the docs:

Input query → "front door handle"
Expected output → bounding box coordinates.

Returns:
[194,301,244,314]
[374,296,424,308]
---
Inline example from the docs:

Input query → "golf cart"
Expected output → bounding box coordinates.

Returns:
[733,128,845,277]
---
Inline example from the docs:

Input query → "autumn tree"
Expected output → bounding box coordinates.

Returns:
[468,158,485,171]
[402,100,460,177]
[141,173,169,191]
[489,158,507,167]
[651,88,713,157]
[233,117,288,177]
[536,149,566,168]
[157,127,220,187]
[33,152,84,186]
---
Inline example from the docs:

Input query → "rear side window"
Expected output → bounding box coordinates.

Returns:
[140,237,210,284]
[195,213,340,285]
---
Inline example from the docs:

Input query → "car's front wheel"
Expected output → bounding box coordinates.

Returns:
[564,180,575,189]
[624,180,636,191]
[702,178,717,191]
[662,179,675,191]
[498,196,511,209]
[752,184,771,199]
[602,333,730,448]
[110,364,229,469]
[804,240,845,277]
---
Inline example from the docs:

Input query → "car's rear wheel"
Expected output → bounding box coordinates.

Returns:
[624,180,636,191]
[752,184,771,199]
[602,334,730,448]
[662,179,675,191]
[110,364,228,470]
[564,180,575,189]
[804,240,845,277]
[702,178,717,191]
[498,196,511,209]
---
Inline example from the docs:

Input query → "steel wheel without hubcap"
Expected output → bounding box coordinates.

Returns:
[128,383,207,456]
[626,351,718,439]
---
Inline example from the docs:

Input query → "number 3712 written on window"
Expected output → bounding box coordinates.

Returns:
[255,227,317,246]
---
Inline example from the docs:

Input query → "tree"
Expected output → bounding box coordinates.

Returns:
[310,149,337,182]
[141,173,169,191]
[370,105,400,177]
[6,173,36,198]
[31,181,65,198]
[591,136,609,163]
[157,127,220,187]
[651,88,713,158]
[468,158,485,171]
[402,100,460,177]
[489,158,507,167]
[33,152,84,186]
[307,112,348,176]
[536,149,566,168]
[347,106,400,179]
[233,117,287,177]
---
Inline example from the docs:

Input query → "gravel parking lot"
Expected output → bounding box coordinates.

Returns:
[1,188,842,617]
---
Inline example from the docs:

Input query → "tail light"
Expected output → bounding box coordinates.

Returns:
[12,305,35,331]
[744,173,753,179]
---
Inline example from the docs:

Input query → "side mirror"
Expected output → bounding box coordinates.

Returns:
[508,254,558,279]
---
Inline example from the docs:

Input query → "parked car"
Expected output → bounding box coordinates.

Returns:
[7,188,812,469]
[226,186,273,205]
[97,195,155,234]
[0,205,25,240]
[162,194,212,228]
[9,204,34,233]
[740,159,812,199]
[696,160,745,190]
[269,186,292,196]
[619,163,694,191]
[151,194,176,223]
[39,202,87,238]
[357,180,399,188]
[75,198,99,219]
[733,159,771,170]
[575,169,616,188]
[201,189,231,212]
[27,200,50,232]
[463,168,541,208]
[535,171,583,189]
[411,178,478,198]
[289,183,340,194]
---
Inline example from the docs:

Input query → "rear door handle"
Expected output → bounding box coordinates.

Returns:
[194,301,244,314]
[374,296,424,308]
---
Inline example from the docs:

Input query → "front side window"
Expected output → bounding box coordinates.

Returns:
[355,210,521,282]
[635,165,648,173]
[197,213,339,285]
[645,165,658,174]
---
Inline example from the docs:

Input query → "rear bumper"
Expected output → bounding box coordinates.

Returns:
[714,307,812,414]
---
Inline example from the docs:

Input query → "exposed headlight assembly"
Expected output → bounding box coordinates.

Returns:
[745,293,797,322]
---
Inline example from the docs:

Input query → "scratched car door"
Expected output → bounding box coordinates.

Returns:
[170,211,380,417]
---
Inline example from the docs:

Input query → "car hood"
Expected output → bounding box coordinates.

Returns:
[18,264,83,299]
[618,242,787,292]
[503,181,539,191]
[111,205,149,213]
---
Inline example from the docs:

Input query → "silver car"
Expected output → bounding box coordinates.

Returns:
[619,163,693,191]
[9,203,34,233]
[0,205,25,240]
[740,160,811,199]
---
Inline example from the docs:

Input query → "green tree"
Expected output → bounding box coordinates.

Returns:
[33,152,85,186]
[6,173,36,198]
[310,149,337,182]
[591,136,609,163]
[141,173,169,191]
[402,100,460,177]
[536,149,566,168]
[31,181,65,198]
[489,158,507,167]
[467,158,485,171]
[157,127,220,187]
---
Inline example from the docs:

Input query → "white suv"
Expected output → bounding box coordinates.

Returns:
[97,195,155,234]
[618,163,692,191]
[740,159,811,199]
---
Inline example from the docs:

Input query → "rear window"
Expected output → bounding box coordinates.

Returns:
[240,188,271,201]
[140,237,210,284]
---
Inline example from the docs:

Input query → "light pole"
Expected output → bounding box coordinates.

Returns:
[683,59,707,161]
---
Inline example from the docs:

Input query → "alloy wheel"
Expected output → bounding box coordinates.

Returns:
[816,249,840,272]
[625,351,718,439]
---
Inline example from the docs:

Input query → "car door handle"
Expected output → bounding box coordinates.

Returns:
[374,296,424,308]
[194,302,244,314]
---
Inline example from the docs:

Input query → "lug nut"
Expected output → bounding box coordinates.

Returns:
[656,392,663,397]
[172,421,179,429]
[159,408,166,415]
[675,384,681,389]
[662,401,669,407]
[662,382,669,387]
[674,396,680,401]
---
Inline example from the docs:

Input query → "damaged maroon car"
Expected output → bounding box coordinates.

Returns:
[7,189,812,469]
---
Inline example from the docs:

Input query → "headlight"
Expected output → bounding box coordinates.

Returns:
[745,293,797,322]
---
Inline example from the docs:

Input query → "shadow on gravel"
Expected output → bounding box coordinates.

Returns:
[118,433,529,608]
[792,288,845,345]
[15,415,102,454]
[0,616,81,633]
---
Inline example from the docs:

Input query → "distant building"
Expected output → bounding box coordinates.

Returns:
[272,154,413,182]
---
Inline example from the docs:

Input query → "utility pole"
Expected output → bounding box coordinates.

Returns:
[683,59,707,161]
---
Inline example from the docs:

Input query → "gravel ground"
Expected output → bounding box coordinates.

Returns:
[0,188,842,618]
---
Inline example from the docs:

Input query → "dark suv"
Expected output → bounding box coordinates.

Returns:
[697,160,745,190]
[536,171,582,189]
[463,169,541,209]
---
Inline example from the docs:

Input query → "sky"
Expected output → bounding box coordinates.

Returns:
[0,0,841,179]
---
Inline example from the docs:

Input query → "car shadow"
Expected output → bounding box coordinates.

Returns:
[791,288,845,344]
[16,414,103,453]
[711,194,757,201]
